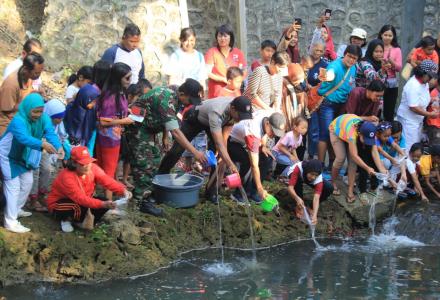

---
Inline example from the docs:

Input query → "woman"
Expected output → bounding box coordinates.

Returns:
[355,39,388,88]
[378,25,403,122]
[244,51,289,111]
[29,99,71,211]
[287,159,333,225]
[307,41,329,158]
[47,146,129,233]
[336,28,367,58]
[278,24,301,63]
[397,60,438,152]
[329,114,387,203]
[310,16,336,61]
[205,24,247,98]
[163,27,207,89]
[0,93,62,233]
[96,62,134,199]
[64,60,111,153]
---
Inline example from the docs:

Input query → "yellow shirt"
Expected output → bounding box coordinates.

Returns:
[419,155,437,176]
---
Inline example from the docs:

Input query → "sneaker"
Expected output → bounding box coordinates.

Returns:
[397,192,408,200]
[205,190,219,204]
[60,221,74,233]
[139,201,164,217]
[322,171,331,181]
[404,188,417,196]
[6,222,30,233]
[18,209,32,217]
[230,191,248,206]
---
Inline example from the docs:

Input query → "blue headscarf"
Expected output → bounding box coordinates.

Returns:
[64,83,100,145]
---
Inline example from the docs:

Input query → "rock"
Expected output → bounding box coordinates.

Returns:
[332,180,395,225]
[111,219,141,246]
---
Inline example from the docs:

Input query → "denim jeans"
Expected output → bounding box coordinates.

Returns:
[307,111,319,157]
[318,99,344,142]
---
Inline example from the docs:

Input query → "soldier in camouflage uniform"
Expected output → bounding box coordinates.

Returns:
[125,86,205,215]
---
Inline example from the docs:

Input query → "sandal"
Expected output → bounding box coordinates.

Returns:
[28,200,48,212]
[345,194,356,204]
[332,187,341,196]
[122,180,134,190]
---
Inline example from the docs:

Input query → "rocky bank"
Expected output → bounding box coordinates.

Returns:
[0,181,368,287]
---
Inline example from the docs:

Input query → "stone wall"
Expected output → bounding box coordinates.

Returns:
[424,0,439,36]
[245,0,404,63]
[39,0,185,84]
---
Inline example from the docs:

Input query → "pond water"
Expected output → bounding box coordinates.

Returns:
[2,215,440,300]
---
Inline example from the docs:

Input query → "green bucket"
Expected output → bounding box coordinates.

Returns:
[260,194,279,212]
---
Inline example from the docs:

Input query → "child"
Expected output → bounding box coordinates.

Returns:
[272,116,308,176]
[427,81,440,144]
[217,67,244,98]
[137,78,153,95]
[410,36,439,68]
[120,84,143,189]
[65,66,93,103]
[405,143,428,202]
[287,159,333,225]
[29,99,71,211]
[375,121,406,180]
[419,144,440,200]
[250,40,277,72]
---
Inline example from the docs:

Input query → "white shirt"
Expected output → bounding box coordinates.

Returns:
[230,111,271,152]
[114,48,143,84]
[65,84,80,101]
[397,76,430,125]
[163,48,207,86]
[3,57,42,90]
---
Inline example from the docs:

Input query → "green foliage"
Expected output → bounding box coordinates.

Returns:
[90,224,113,248]
[0,231,5,249]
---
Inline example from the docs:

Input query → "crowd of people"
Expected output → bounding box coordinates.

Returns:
[0,12,440,234]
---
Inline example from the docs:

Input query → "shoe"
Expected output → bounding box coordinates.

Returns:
[60,221,74,233]
[230,191,248,206]
[139,201,164,217]
[205,190,219,204]
[249,192,263,204]
[18,209,32,217]
[404,188,417,196]
[6,222,30,233]
[322,171,331,181]
[397,192,408,200]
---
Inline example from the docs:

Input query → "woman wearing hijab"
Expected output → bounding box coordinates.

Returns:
[310,16,337,61]
[355,39,388,88]
[278,24,301,63]
[29,99,71,210]
[0,93,62,233]
[286,159,333,225]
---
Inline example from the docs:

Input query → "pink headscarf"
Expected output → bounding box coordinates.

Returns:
[323,25,337,61]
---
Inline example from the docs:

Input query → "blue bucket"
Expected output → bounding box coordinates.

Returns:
[205,150,217,167]
[152,174,204,208]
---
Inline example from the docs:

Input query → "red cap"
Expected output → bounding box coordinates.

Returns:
[70,146,96,165]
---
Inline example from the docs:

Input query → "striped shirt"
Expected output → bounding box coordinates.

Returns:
[243,66,282,110]
[329,114,362,143]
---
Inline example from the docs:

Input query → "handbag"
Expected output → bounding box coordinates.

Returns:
[23,148,42,170]
[307,68,351,113]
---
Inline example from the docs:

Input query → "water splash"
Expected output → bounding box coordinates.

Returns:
[202,262,236,276]
[238,186,257,262]
[214,168,224,264]
[301,206,322,248]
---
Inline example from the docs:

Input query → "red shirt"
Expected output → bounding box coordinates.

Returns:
[205,47,246,98]
[251,60,262,72]
[427,89,440,128]
[288,164,323,195]
[47,164,125,211]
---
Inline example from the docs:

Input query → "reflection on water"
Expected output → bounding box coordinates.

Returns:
[2,234,440,300]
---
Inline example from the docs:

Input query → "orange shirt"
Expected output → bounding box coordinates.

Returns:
[411,47,439,65]
[217,87,241,98]
[205,47,246,98]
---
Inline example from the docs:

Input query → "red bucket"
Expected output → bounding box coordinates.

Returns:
[225,173,241,188]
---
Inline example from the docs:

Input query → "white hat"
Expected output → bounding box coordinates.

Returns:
[350,28,367,40]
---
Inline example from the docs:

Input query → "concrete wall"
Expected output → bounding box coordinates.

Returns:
[39,0,185,84]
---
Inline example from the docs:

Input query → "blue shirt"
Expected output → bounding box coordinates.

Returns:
[376,135,406,159]
[318,58,356,104]
[307,57,329,87]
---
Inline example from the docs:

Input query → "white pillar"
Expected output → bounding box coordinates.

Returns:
[179,0,189,28]
[236,0,247,60]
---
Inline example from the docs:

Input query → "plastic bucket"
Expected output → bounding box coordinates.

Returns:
[205,150,217,167]
[152,174,204,208]
[260,194,279,212]
[225,173,241,188]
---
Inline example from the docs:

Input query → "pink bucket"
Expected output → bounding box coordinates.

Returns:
[225,173,242,188]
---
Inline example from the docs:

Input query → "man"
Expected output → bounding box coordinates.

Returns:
[345,79,385,122]
[126,86,206,216]
[228,111,286,204]
[102,23,145,84]
[0,53,45,135]
[316,45,361,165]
[3,38,42,79]
[158,96,254,203]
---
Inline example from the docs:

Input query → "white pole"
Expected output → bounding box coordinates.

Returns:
[236,0,247,60]
[179,0,189,28]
